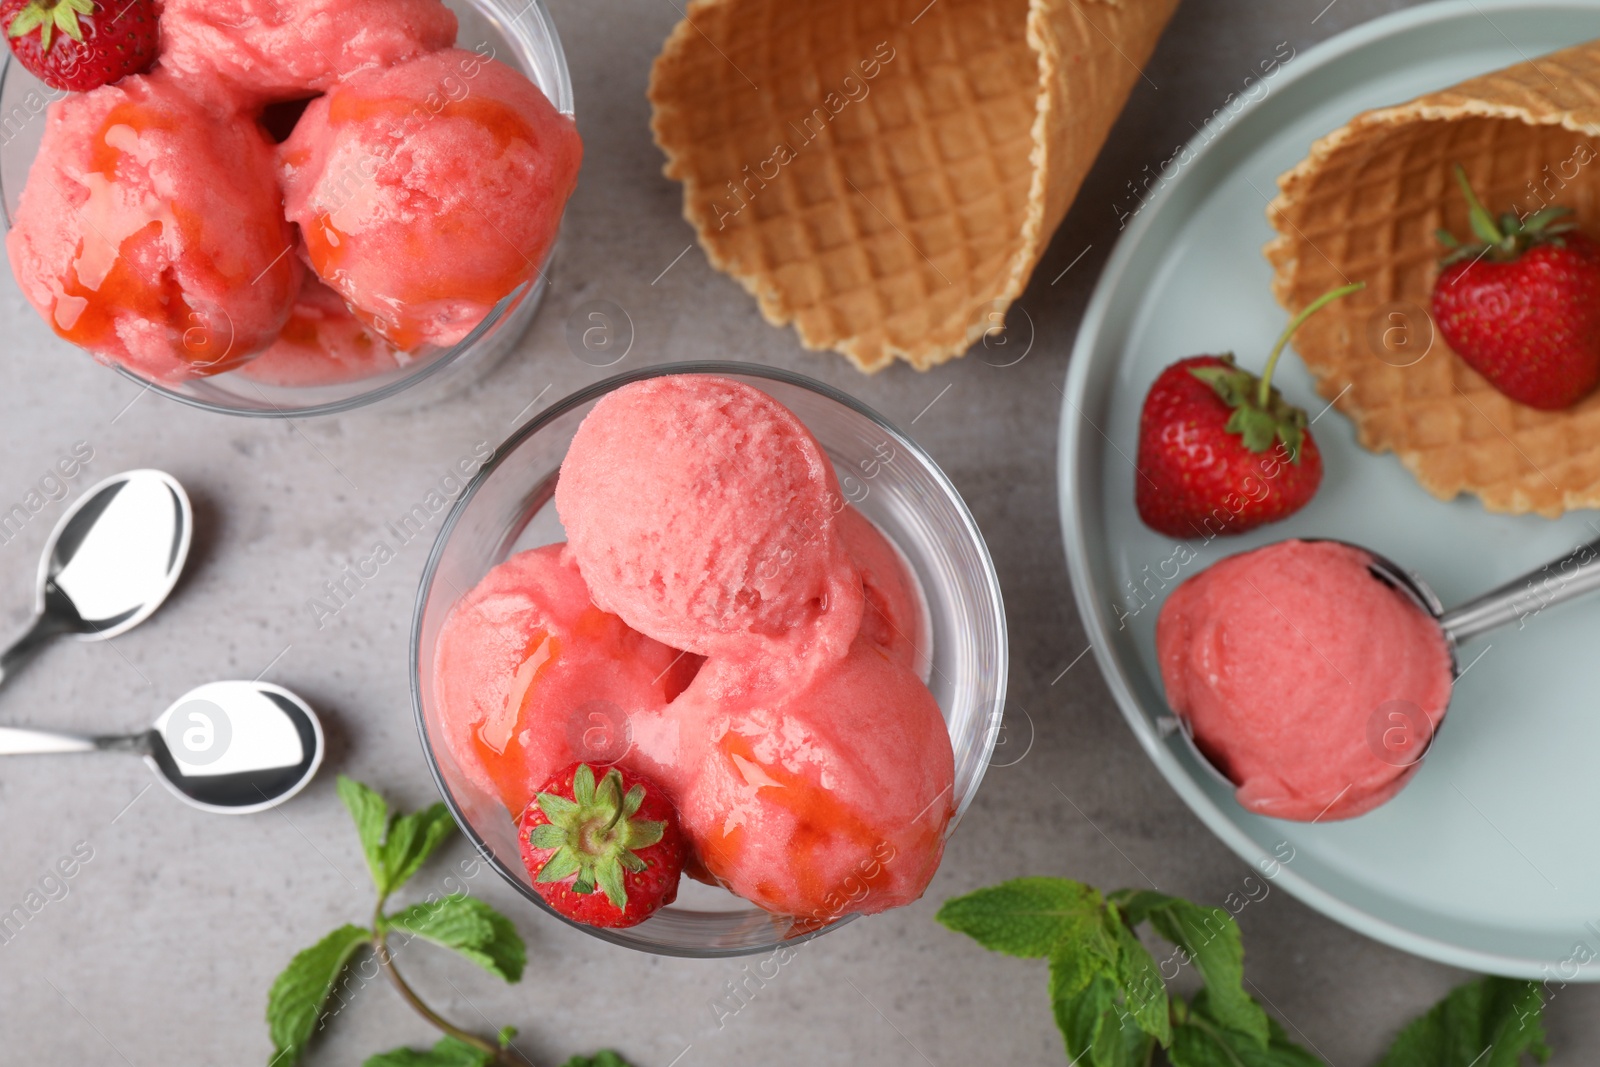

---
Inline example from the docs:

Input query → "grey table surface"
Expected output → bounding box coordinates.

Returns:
[2,0,1596,1063]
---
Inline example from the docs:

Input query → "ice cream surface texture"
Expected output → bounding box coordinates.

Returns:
[556,376,864,660]
[278,48,583,349]
[238,276,403,387]
[1156,539,1454,821]
[838,504,924,673]
[6,72,300,381]
[673,647,954,919]
[158,0,458,107]
[433,545,690,817]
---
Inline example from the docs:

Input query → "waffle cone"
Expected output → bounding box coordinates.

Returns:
[649,0,1180,372]
[1266,39,1600,517]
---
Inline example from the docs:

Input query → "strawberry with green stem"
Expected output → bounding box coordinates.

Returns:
[519,763,685,930]
[1433,162,1600,410]
[3,0,157,92]
[1135,282,1365,539]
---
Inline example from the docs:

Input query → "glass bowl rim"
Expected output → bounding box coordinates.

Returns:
[408,359,1010,958]
[0,0,573,419]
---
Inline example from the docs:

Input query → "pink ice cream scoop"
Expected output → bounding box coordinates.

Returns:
[157,0,458,108]
[556,375,865,660]
[7,72,300,381]
[672,645,955,921]
[277,48,582,350]
[433,544,694,817]
[1156,539,1454,821]
[838,505,925,673]
[237,276,405,387]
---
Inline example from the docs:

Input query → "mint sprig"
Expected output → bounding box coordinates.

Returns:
[1376,976,1549,1067]
[938,877,1551,1067]
[264,776,634,1067]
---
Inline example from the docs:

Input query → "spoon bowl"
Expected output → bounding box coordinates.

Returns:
[0,470,192,689]
[0,680,324,814]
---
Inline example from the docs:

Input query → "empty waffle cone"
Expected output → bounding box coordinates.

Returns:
[649,0,1180,372]
[1266,39,1600,517]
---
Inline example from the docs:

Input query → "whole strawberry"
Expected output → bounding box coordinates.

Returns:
[1135,283,1363,539]
[3,0,157,93]
[1432,164,1600,410]
[518,762,684,929]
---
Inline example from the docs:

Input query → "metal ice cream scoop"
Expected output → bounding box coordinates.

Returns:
[1168,535,1600,799]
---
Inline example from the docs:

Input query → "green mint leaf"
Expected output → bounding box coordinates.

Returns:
[1051,970,1154,1067]
[1106,904,1171,1046]
[362,1035,494,1067]
[266,924,371,1066]
[381,802,457,894]
[496,1025,517,1048]
[386,894,526,983]
[560,1053,636,1067]
[337,776,392,896]
[1376,976,1548,1067]
[1137,894,1269,1047]
[1170,989,1324,1067]
[936,877,1103,958]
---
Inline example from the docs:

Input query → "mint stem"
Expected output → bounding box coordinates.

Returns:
[372,922,535,1067]
[1256,281,1366,409]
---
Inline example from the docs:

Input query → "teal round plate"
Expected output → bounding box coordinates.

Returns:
[1060,0,1600,979]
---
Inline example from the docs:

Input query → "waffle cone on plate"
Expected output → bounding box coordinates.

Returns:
[649,0,1180,372]
[1266,39,1600,517]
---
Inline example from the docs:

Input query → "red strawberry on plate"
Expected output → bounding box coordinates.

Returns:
[518,763,685,930]
[1135,283,1363,539]
[1432,163,1600,410]
[3,0,157,93]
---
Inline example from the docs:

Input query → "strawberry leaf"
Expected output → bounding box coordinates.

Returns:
[7,5,46,39]
[51,2,81,43]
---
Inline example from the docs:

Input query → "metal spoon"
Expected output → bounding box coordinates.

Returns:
[1167,535,1600,788]
[0,469,192,690]
[0,680,324,814]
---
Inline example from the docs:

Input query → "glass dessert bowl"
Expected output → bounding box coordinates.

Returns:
[412,362,1008,957]
[0,0,573,417]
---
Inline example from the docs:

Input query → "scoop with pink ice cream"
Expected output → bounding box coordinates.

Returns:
[158,0,458,108]
[433,544,696,817]
[668,644,954,921]
[6,72,300,381]
[557,375,865,662]
[278,48,582,350]
[1156,539,1454,821]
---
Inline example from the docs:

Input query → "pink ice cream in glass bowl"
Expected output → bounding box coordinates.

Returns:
[0,0,576,416]
[411,362,1008,956]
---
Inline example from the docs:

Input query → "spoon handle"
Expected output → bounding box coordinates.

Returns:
[0,610,70,689]
[1440,536,1600,645]
[0,727,143,755]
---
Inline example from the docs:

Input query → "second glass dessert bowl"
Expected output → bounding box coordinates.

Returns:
[0,0,572,417]
[412,362,1008,957]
